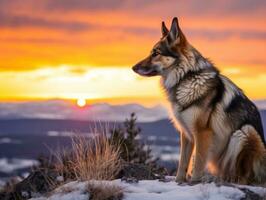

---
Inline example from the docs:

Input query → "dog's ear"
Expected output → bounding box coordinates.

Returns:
[169,17,180,40]
[161,21,169,37]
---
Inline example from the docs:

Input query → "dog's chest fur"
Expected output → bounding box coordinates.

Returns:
[161,69,218,139]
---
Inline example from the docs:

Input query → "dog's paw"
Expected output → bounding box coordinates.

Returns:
[159,176,175,182]
[189,175,202,185]
[175,176,186,184]
[177,182,189,186]
[201,174,219,183]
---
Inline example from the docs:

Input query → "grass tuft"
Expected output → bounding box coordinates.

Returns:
[87,182,123,200]
[55,134,122,181]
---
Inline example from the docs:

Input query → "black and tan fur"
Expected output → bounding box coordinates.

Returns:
[132,17,266,185]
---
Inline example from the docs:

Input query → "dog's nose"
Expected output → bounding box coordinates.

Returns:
[132,65,139,73]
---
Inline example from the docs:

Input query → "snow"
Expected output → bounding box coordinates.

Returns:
[119,180,245,200]
[236,184,266,196]
[148,144,179,162]
[160,153,179,161]
[0,158,39,173]
[29,178,266,200]
[0,179,6,188]
[30,181,88,200]
[0,137,21,144]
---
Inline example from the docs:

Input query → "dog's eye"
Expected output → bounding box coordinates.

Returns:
[151,50,160,57]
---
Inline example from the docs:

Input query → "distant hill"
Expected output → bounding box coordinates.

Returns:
[0,118,178,139]
[0,100,168,122]
[0,109,265,140]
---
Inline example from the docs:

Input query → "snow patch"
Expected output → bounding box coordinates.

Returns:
[0,137,21,144]
[0,158,39,173]
[29,178,266,200]
[0,179,6,189]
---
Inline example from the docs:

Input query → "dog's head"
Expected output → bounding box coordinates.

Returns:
[132,17,188,77]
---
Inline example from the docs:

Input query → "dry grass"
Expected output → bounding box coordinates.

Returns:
[55,134,122,181]
[87,182,124,200]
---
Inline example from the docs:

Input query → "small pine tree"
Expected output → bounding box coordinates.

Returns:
[110,113,162,172]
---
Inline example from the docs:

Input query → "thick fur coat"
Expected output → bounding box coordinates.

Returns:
[132,17,266,185]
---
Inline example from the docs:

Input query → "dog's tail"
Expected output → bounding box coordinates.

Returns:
[221,125,266,185]
[241,126,266,186]
[249,137,266,186]
[253,150,266,186]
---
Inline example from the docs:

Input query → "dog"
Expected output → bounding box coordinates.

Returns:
[132,17,266,185]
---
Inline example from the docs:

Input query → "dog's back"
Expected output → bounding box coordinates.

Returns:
[209,75,266,184]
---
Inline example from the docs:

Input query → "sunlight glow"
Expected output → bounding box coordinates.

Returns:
[77,98,86,107]
[0,65,265,106]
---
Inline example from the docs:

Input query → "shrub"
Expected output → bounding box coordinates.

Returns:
[110,113,165,175]
[55,134,122,181]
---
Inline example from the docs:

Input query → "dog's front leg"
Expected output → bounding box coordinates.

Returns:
[190,129,212,182]
[176,133,194,183]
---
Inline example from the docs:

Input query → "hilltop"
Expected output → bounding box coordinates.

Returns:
[29,178,266,200]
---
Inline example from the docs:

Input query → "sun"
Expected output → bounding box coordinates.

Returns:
[77,98,86,107]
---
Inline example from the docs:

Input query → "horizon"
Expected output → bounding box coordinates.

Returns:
[0,99,266,123]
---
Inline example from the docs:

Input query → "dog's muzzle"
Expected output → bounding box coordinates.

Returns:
[132,65,158,77]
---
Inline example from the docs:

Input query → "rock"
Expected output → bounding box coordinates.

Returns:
[239,188,266,200]
[121,177,139,183]
[15,168,59,194]
[0,168,60,200]
[117,163,163,180]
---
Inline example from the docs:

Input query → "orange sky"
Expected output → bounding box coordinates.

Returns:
[0,0,265,106]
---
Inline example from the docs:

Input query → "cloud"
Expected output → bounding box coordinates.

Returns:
[186,29,266,40]
[0,37,70,44]
[0,14,157,36]
[0,0,161,12]
[44,0,124,11]
[1,0,265,22]
[223,0,266,13]
[0,13,92,31]
[148,0,266,17]
[0,158,38,173]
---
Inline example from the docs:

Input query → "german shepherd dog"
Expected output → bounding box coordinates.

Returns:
[132,17,266,185]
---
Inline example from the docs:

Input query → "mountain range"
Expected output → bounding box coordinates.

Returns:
[0,100,168,122]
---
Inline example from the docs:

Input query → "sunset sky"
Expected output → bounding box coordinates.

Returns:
[0,0,266,106]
